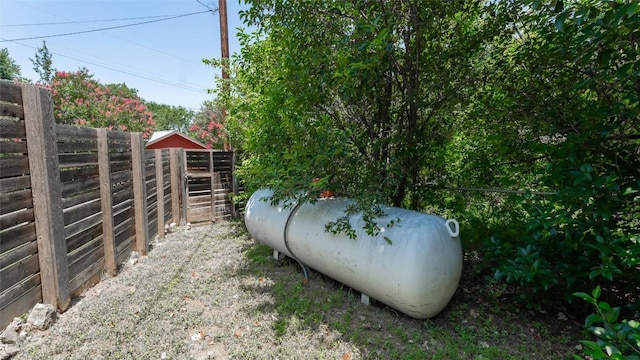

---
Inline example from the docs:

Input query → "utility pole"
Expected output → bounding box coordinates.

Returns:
[219,0,230,151]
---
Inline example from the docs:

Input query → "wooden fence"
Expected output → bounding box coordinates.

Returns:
[0,81,237,328]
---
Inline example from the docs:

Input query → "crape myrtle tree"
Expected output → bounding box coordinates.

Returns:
[49,68,156,139]
[187,100,225,149]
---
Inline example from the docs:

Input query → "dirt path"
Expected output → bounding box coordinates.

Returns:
[12,222,351,359]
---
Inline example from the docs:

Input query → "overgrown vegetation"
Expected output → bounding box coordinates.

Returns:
[214,1,639,358]
[243,241,580,359]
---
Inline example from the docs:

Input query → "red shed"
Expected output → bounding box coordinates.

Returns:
[145,130,207,150]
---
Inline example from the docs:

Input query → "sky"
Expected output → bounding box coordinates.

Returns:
[0,0,252,110]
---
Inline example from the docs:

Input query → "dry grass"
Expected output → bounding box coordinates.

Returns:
[13,221,582,359]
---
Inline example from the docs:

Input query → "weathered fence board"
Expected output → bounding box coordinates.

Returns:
[61,177,101,198]
[63,212,101,241]
[0,223,36,255]
[0,81,22,104]
[0,156,30,178]
[63,199,102,226]
[66,222,102,254]
[0,141,28,154]
[0,284,41,328]
[0,255,40,296]
[56,141,98,153]
[0,208,34,230]
[0,275,40,316]
[0,175,30,193]
[0,241,37,275]
[0,83,40,326]
[55,124,97,139]
[0,189,32,215]
[0,119,26,137]
[67,237,103,280]
[62,190,100,209]
[58,153,99,166]
[59,165,99,182]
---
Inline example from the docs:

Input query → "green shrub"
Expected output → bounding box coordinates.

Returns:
[573,286,640,360]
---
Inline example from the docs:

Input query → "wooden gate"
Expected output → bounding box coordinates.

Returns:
[184,150,234,224]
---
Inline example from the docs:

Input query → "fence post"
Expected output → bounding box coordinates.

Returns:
[155,150,165,238]
[181,149,188,225]
[209,151,215,222]
[22,84,71,311]
[97,129,116,276]
[130,132,149,255]
[170,148,181,225]
[231,150,239,218]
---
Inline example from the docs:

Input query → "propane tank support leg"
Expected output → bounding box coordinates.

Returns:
[361,293,370,305]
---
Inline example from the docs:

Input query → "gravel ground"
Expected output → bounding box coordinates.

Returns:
[13,222,357,360]
[9,221,582,360]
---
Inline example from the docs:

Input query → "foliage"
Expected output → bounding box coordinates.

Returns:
[182,100,225,149]
[573,287,640,359]
[30,41,54,85]
[0,48,22,81]
[225,0,502,235]
[225,0,639,316]
[479,0,640,307]
[146,101,195,134]
[49,68,156,138]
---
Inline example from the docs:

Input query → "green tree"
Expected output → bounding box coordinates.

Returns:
[475,0,640,307]
[0,48,22,80]
[30,41,54,84]
[225,0,495,227]
[146,101,195,134]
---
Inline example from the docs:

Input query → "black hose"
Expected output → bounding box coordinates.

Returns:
[283,199,310,284]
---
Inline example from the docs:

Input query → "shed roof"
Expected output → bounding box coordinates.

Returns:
[145,130,207,149]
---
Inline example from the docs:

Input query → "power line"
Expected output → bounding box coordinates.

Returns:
[1,14,198,27]
[8,40,212,94]
[0,11,210,42]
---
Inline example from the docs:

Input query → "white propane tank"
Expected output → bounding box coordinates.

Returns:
[244,188,463,319]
